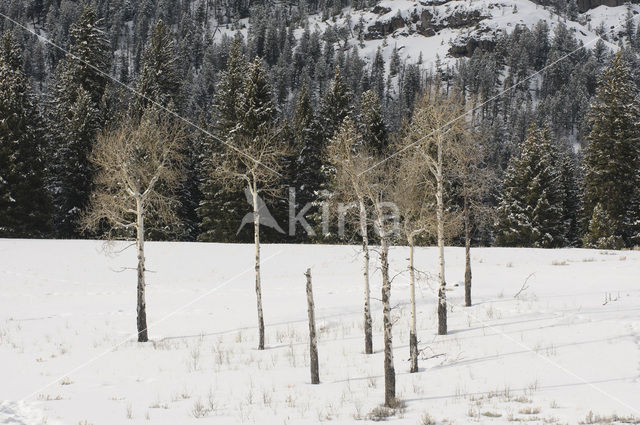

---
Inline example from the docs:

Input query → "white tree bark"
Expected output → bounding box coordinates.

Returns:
[359,199,373,355]
[379,226,395,406]
[135,195,148,342]
[408,235,418,372]
[436,137,447,336]
[252,182,265,350]
[464,196,472,307]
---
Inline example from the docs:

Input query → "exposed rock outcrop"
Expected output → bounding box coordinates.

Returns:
[365,5,486,40]
[577,0,637,12]
[365,14,407,39]
[530,0,638,13]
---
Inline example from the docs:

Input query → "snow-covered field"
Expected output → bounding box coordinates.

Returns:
[1,240,639,424]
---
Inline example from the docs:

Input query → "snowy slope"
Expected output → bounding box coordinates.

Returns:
[352,0,638,68]
[1,240,639,424]
[218,0,640,72]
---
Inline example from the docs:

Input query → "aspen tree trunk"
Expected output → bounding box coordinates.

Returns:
[135,195,148,342]
[380,232,395,406]
[252,183,265,350]
[408,235,418,373]
[359,199,373,355]
[436,138,447,336]
[305,269,319,384]
[464,196,472,307]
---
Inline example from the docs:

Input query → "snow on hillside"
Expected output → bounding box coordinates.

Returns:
[217,0,640,72]
[1,240,639,424]
[353,0,636,67]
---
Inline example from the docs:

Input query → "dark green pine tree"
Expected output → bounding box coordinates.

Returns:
[583,52,640,247]
[132,20,181,116]
[290,83,321,242]
[625,173,640,246]
[234,57,287,242]
[318,67,353,140]
[234,57,276,138]
[496,125,568,248]
[49,6,110,237]
[370,47,385,100]
[358,89,388,155]
[583,203,625,249]
[198,36,251,242]
[54,7,110,106]
[0,32,51,237]
[133,20,197,240]
[559,147,581,246]
[213,35,246,134]
[389,45,400,77]
[309,67,354,241]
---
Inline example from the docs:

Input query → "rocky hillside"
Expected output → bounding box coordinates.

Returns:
[291,0,640,70]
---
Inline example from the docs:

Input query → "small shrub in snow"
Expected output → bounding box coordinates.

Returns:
[367,405,393,421]
[420,412,436,425]
[581,411,640,424]
[191,399,210,418]
[518,406,541,415]
[366,399,406,421]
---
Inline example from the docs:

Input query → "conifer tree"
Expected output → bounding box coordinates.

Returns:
[55,7,109,106]
[49,6,110,237]
[559,147,581,246]
[583,52,640,246]
[312,67,354,240]
[235,57,276,137]
[132,20,181,115]
[318,67,353,140]
[370,47,385,99]
[496,125,568,248]
[213,35,247,133]
[566,0,579,21]
[389,45,400,77]
[583,203,625,249]
[359,89,388,154]
[290,83,321,241]
[204,58,286,350]
[0,32,50,237]
[198,35,250,242]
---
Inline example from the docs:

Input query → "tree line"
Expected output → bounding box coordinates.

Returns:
[1,5,639,249]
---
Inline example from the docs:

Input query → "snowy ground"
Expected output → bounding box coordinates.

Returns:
[0,240,639,424]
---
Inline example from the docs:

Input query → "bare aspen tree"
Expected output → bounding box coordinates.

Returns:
[208,125,287,350]
[392,143,436,373]
[305,268,319,384]
[82,110,185,342]
[329,118,398,407]
[404,90,468,336]
[449,130,494,307]
[326,117,374,355]
[373,186,398,407]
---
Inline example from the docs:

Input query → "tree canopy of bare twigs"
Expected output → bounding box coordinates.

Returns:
[328,116,398,407]
[82,108,186,342]
[206,110,289,351]
[82,109,186,238]
[402,88,470,335]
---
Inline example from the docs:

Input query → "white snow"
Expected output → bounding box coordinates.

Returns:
[1,239,639,424]
[212,0,640,74]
